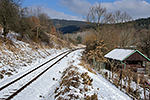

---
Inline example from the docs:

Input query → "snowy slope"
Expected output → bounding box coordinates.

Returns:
[0,49,131,100]
[43,49,131,100]
[0,32,68,79]
[0,32,131,100]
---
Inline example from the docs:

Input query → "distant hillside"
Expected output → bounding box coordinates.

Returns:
[59,25,80,34]
[134,17,150,29]
[51,17,150,34]
[51,19,89,34]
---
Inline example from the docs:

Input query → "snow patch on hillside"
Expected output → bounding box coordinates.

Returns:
[0,32,68,79]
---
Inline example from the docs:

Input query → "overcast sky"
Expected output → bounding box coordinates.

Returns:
[23,0,150,21]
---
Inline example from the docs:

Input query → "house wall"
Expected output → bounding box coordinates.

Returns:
[125,64,146,74]
[124,52,148,74]
[147,62,150,75]
[125,52,147,61]
[125,60,146,74]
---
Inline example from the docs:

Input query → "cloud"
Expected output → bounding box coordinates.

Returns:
[102,0,150,19]
[29,5,83,21]
[59,0,150,20]
[59,0,91,15]
[42,7,83,20]
[28,0,150,21]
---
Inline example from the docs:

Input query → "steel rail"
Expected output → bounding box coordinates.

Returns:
[0,50,71,91]
[5,51,72,100]
[0,48,85,100]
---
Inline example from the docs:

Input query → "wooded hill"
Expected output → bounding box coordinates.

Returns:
[134,17,150,29]
[60,17,150,59]
[51,19,89,34]
[51,17,150,34]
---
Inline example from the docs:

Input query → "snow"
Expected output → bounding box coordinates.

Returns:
[43,50,131,100]
[0,49,132,100]
[99,69,150,99]
[0,32,69,79]
[0,32,132,100]
[104,48,135,61]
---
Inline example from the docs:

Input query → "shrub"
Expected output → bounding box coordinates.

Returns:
[84,93,98,100]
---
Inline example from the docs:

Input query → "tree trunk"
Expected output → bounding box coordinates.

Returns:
[3,25,9,41]
[36,27,39,38]
[143,79,146,100]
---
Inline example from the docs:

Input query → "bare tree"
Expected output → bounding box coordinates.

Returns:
[114,10,122,23]
[121,11,132,23]
[107,60,120,80]
[111,10,132,23]
[119,27,135,48]
[27,6,42,17]
[25,6,52,40]
[27,6,51,32]
[0,0,22,40]
[83,3,112,28]
[138,29,150,58]
[38,13,51,33]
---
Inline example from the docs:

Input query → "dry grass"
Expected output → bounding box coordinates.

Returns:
[54,65,98,100]
[55,66,81,99]
[81,72,93,86]
[0,32,73,79]
[84,93,98,100]
[50,34,71,49]
[0,35,53,78]
[79,60,97,75]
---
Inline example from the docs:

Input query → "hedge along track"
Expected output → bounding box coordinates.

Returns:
[0,48,84,100]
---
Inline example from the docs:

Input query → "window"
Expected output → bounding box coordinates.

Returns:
[142,61,146,67]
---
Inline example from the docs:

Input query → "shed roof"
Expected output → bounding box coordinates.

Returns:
[104,49,150,61]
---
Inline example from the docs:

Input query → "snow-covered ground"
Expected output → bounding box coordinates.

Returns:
[0,49,131,100]
[100,69,150,99]
[0,32,69,79]
[43,49,131,100]
[0,32,132,100]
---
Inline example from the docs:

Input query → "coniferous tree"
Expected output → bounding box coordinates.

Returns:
[76,35,82,44]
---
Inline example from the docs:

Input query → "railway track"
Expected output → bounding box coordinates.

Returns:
[0,48,84,100]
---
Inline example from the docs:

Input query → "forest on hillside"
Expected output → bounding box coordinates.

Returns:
[61,4,150,61]
[0,0,149,59]
[51,19,88,29]
[62,17,150,57]
[0,0,57,45]
[51,19,89,34]
[134,17,150,29]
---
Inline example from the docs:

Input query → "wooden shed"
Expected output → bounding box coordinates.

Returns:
[104,49,150,74]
